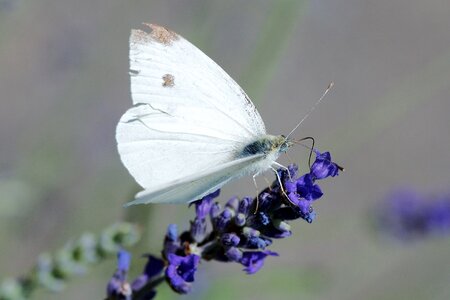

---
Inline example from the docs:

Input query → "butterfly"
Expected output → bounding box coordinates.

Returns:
[116,23,300,206]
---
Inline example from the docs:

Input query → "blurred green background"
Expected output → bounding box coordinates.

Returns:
[1,0,450,299]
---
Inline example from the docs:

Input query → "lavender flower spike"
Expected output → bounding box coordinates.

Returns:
[104,149,341,298]
[376,189,450,241]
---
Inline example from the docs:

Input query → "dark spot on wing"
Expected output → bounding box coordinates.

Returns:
[162,74,175,87]
[130,69,140,75]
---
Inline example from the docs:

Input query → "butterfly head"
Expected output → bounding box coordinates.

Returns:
[273,135,292,154]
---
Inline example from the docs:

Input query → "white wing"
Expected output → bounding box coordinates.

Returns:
[125,154,264,206]
[116,24,266,203]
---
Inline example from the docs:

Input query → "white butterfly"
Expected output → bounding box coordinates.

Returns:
[116,23,293,206]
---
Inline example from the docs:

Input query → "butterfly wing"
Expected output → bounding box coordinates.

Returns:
[125,154,264,206]
[116,24,266,204]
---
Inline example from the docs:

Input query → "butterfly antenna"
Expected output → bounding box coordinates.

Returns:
[285,81,334,140]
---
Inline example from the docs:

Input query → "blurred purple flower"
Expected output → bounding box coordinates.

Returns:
[117,250,131,272]
[377,189,450,241]
[163,224,180,258]
[106,250,132,299]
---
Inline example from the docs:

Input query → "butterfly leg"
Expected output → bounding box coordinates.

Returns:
[262,175,272,191]
[272,161,293,181]
[270,166,296,206]
[253,174,260,214]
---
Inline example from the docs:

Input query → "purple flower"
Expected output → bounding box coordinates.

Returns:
[287,164,299,179]
[210,202,221,219]
[287,191,300,206]
[240,250,278,274]
[257,191,279,212]
[163,224,180,258]
[238,197,253,215]
[106,250,132,299]
[166,224,178,241]
[285,180,297,194]
[259,220,292,238]
[190,218,207,243]
[234,213,246,226]
[298,199,312,215]
[213,208,233,232]
[377,189,450,240]
[117,250,131,272]
[296,174,323,201]
[221,233,240,247]
[272,206,316,223]
[165,254,200,294]
[225,247,243,261]
[427,199,450,234]
[244,236,272,249]
[226,196,240,212]
[302,209,316,223]
[279,164,299,183]
[247,211,271,229]
[310,151,340,180]
[193,190,220,220]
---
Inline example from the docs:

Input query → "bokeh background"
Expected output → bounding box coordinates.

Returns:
[1,0,450,299]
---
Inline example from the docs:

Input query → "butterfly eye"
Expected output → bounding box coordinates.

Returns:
[279,142,290,153]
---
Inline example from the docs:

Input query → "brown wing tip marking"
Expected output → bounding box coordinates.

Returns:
[131,23,179,45]
[162,74,175,87]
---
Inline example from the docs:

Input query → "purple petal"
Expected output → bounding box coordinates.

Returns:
[311,151,339,179]
[240,251,278,274]
[117,250,131,272]
[165,254,200,294]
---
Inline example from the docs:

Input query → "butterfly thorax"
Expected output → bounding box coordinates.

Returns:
[239,135,291,158]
